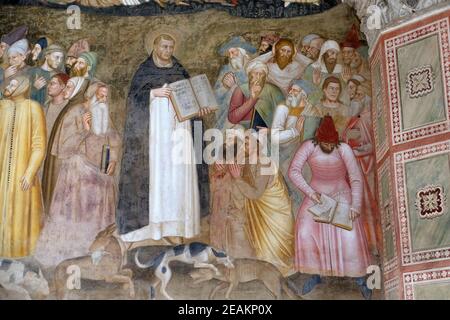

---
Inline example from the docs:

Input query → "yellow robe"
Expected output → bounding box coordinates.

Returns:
[0,97,46,257]
[234,163,294,276]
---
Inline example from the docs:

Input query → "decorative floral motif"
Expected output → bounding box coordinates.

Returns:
[416,185,446,219]
[385,18,450,145]
[394,141,450,266]
[406,65,434,98]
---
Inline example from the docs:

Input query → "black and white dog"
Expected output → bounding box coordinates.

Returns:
[135,242,234,300]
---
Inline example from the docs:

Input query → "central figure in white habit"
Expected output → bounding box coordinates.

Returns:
[117,33,214,243]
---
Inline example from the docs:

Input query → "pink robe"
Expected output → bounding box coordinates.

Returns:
[343,110,381,255]
[288,140,371,277]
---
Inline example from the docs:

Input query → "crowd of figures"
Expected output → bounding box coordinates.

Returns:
[209,26,379,299]
[0,26,120,267]
[0,23,380,299]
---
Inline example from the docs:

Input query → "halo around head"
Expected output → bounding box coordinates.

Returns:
[144,27,184,57]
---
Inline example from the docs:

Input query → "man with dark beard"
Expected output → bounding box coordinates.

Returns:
[250,38,308,95]
[287,115,373,299]
[258,34,279,56]
[26,36,52,67]
[304,40,343,88]
[302,39,345,107]
[64,39,89,75]
[228,60,284,129]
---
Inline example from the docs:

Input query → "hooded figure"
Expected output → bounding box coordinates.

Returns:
[41,76,90,213]
[310,40,343,75]
[117,36,210,242]
[34,82,120,268]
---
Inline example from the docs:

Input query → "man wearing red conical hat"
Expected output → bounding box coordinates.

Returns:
[287,115,373,299]
[341,24,361,67]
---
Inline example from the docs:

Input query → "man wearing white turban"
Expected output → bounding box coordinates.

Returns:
[0,26,28,86]
[0,76,46,257]
[2,39,31,90]
[227,59,284,129]
[214,40,254,130]
[304,40,343,87]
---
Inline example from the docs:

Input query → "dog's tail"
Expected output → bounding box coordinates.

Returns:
[134,248,153,269]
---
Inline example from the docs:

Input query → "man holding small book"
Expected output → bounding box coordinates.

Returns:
[34,82,121,267]
[287,115,373,299]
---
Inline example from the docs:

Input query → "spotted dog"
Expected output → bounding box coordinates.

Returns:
[135,242,234,300]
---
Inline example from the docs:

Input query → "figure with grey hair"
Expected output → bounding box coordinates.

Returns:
[214,36,256,130]
[1,39,31,92]
[0,76,46,258]
[270,80,314,213]
[34,82,121,268]
[28,44,65,105]
[299,33,320,57]
[0,26,28,87]
[227,60,284,129]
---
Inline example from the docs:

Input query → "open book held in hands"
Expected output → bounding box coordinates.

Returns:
[308,193,353,231]
[168,74,218,122]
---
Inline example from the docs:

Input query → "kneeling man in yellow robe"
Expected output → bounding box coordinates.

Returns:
[228,136,295,276]
[0,76,46,258]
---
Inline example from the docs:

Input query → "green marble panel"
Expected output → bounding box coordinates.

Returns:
[397,34,446,130]
[404,153,450,252]
[414,280,450,300]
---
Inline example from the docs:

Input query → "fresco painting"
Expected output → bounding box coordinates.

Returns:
[0,0,449,301]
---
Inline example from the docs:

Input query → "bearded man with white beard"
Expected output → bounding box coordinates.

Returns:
[213,37,256,130]
[34,82,122,268]
[269,81,312,213]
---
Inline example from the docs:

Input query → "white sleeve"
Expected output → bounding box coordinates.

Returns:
[251,51,273,64]
[272,105,299,144]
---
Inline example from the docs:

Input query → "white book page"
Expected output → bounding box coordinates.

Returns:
[169,79,200,121]
[189,74,218,109]
[308,193,337,223]
[332,202,353,231]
